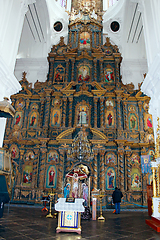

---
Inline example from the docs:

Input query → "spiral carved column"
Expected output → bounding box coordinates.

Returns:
[138,102,143,131]
[62,98,67,127]
[39,141,47,189]
[94,98,98,128]
[32,149,39,188]
[93,59,97,81]
[49,61,54,83]
[100,151,105,191]
[100,60,103,82]
[71,59,75,82]
[125,149,132,191]
[100,98,104,128]
[118,146,124,191]
[123,102,128,130]
[44,90,52,128]
[40,97,45,128]
[65,59,69,82]
[19,149,25,187]
[23,100,30,129]
[93,152,98,190]
[58,149,65,194]
[68,97,73,127]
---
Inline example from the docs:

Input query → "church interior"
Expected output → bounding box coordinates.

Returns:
[1,0,160,238]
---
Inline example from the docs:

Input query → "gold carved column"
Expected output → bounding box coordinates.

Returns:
[68,97,73,127]
[100,60,103,82]
[100,98,104,128]
[93,151,98,190]
[48,60,54,83]
[39,96,45,128]
[100,151,105,191]
[117,144,124,191]
[39,140,48,189]
[62,98,67,127]
[44,90,52,128]
[93,59,97,81]
[23,100,30,128]
[94,98,98,128]
[125,147,132,191]
[65,59,69,81]
[71,59,75,82]
[58,149,65,195]
[152,167,157,197]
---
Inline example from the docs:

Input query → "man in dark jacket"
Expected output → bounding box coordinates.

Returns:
[112,187,123,214]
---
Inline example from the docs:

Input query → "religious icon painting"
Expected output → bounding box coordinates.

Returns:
[105,153,116,164]
[25,151,34,161]
[130,154,140,165]
[129,113,138,130]
[54,64,65,83]
[48,151,58,163]
[146,134,154,144]
[144,113,153,131]
[77,105,89,126]
[105,99,114,107]
[79,32,91,49]
[106,167,116,190]
[104,67,114,83]
[51,109,61,127]
[15,98,24,109]
[53,99,61,108]
[105,110,114,127]
[10,144,19,159]
[30,103,38,111]
[128,105,136,112]
[78,65,90,83]
[46,165,57,188]
[22,165,32,186]
[14,111,23,127]
[143,102,149,112]
[29,112,38,128]
[131,168,141,191]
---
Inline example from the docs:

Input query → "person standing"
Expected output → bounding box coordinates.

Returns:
[112,187,123,214]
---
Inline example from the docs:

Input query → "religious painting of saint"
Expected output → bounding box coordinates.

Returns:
[78,65,90,83]
[79,32,90,49]
[64,183,71,198]
[82,183,88,206]
[106,168,116,190]
[105,153,116,164]
[54,65,65,83]
[51,109,61,127]
[46,166,57,188]
[128,105,136,112]
[104,67,114,83]
[15,99,24,109]
[48,151,58,163]
[11,145,19,159]
[53,99,61,108]
[131,168,141,191]
[105,100,114,107]
[129,113,138,130]
[26,151,34,161]
[14,112,23,127]
[143,102,149,112]
[22,165,32,186]
[77,105,89,126]
[144,113,153,130]
[106,110,114,127]
[29,112,38,127]
[148,173,153,185]
[130,154,140,165]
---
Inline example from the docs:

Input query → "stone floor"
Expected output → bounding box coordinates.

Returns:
[0,205,160,240]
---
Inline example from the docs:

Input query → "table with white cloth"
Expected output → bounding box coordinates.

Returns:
[55,198,85,234]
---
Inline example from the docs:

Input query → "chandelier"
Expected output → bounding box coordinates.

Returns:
[68,128,94,162]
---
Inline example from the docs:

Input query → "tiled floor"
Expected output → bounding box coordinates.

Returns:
[0,205,159,240]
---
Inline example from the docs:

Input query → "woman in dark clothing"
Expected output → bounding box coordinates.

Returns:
[112,187,123,214]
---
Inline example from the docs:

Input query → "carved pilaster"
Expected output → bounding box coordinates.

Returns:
[138,102,143,131]
[93,59,97,81]
[23,100,30,128]
[62,98,67,127]
[100,98,104,128]
[68,97,73,127]
[94,98,98,128]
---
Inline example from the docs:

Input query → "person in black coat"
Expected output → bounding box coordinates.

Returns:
[112,187,123,214]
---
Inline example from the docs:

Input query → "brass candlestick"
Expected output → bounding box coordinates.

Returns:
[46,189,55,218]
[97,191,105,222]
